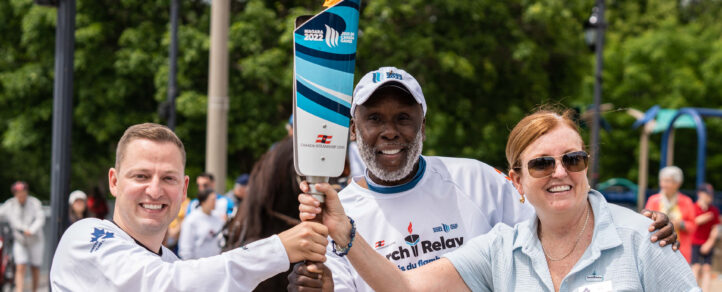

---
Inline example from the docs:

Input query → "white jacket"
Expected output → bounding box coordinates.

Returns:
[50,218,289,291]
[0,196,45,245]
[178,210,224,260]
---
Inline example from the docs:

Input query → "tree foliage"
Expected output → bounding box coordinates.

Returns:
[0,0,720,200]
[596,0,722,190]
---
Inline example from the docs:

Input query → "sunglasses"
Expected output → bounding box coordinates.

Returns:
[518,151,589,178]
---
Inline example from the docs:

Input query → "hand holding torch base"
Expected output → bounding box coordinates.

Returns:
[306,176,329,203]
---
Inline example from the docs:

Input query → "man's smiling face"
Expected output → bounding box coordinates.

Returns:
[109,138,188,238]
[351,85,425,185]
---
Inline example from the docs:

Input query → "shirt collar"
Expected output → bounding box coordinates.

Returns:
[365,156,426,194]
[109,220,163,256]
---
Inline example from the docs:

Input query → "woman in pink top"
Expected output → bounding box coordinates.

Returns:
[645,166,696,263]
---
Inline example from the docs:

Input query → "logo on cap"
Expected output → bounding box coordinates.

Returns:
[372,70,403,83]
[386,71,403,81]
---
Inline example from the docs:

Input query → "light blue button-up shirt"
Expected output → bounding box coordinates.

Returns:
[445,190,699,292]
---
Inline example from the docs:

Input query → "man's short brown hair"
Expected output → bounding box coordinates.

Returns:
[115,123,186,170]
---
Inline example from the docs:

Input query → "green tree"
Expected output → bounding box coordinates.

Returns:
[3,0,720,202]
[595,0,722,190]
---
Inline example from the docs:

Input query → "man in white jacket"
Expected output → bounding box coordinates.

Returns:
[0,181,45,292]
[50,123,329,291]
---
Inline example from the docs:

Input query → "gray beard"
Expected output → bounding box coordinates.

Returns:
[356,127,423,183]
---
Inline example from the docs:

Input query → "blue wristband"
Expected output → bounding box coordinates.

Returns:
[332,216,356,257]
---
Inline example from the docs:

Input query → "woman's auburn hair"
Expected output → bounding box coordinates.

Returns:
[505,108,580,173]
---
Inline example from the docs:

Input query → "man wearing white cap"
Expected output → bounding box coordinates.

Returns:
[288,66,679,291]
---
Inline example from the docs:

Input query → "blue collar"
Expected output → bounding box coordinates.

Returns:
[365,156,426,194]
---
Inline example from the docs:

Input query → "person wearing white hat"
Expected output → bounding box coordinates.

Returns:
[288,66,679,291]
[68,190,89,225]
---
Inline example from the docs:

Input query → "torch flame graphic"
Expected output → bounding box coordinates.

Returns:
[323,0,342,7]
[408,222,413,234]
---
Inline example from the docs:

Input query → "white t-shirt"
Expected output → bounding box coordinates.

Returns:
[178,210,225,259]
[50,218,289,291]
[326,156,534,292]
[187,193,233,220]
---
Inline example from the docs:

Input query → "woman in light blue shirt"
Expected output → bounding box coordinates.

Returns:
[298,109,698,292]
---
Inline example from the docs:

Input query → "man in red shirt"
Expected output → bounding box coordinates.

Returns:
[691,183,719,291]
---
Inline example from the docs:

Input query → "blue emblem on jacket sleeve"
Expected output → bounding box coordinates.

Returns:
[90,227,114,253]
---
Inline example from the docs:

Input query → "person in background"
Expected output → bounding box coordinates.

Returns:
[68,190,89,224]
[225,174,249,212]
[225,137,304,291]
[187,173,233,221]
[164,195,190,254]
[87,186,109,219]
[347,141,365,178]
[645,165,697,262]
[691,183,719,291]
[286,114,294,137]
[179,189,225,259]
[0,181,45,292]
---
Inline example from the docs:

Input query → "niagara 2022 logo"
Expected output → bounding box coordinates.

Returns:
[303,29,324,41]
[303,26,354,48]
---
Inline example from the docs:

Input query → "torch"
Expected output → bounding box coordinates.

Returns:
[292,0,360,204]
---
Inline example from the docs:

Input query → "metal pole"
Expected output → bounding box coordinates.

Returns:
[637,129,649,211]
[589,0,605,188]
[166,0,179,131]
[49,0,75,260]
[206,0,230,192]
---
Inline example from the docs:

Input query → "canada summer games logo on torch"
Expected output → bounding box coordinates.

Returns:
[315,134,332,144]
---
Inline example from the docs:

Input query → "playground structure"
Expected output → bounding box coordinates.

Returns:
[622,106,722,210]
[659,107,722,188]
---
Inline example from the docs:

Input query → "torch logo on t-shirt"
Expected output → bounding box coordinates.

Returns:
[404,222,420,246]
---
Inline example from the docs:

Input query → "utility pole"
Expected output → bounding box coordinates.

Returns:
[589,0,605,188]
[39,0,75,258]
[206,0,230,192]
[166,0,179,130]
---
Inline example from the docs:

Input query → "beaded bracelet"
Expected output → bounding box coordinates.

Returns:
[331,216,356,257]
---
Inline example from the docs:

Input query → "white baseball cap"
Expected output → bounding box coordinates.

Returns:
[68,190,87,204]
[351,66,426,117]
